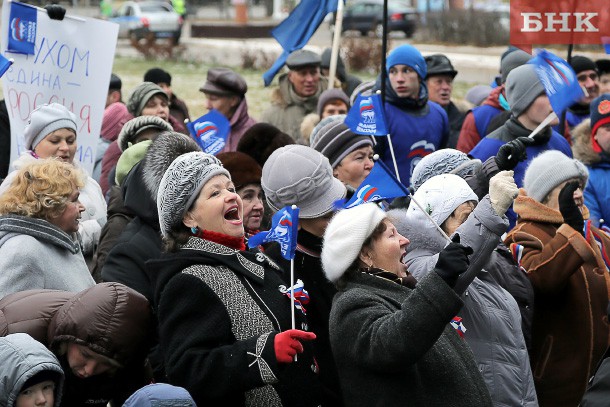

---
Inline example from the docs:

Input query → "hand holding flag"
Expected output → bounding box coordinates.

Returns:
[187,110,230,156]
[248,205,300,260]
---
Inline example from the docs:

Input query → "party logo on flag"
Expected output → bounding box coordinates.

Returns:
[187,109,230,156]
[248,206,300,260]
[345,94,388,136]
[342,160,407,209]
[8,2,37,55]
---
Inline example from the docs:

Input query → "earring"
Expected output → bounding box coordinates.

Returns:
[190,226,199,234]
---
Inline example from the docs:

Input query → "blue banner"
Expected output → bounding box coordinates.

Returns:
[8,2,37,55]
[247,206,300,260]
[344,93,389,136]
[528,49,584,115]
[187,109,230,156]
[0,54,13,77]
[342,159,408,209]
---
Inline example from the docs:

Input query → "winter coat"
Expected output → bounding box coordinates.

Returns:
[0,153,107,257]
[330,269,492,407]
[92,137,111,183]
[445,101,466,149]
[261,73,328,140]
[0,283,153,407]
[572,119,610,228]
[456,85,505,153]
[0,100,10,181]
[169,94,190,126]
[266,229,343,406]
[0,215,95,299]
[221,97,256,153]
[123,383,196,407]
[0,333,64,407]
[148,237,322,406]
[505,190,610,407]
[400,197,538,407]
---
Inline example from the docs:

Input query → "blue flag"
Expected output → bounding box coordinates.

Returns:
[344,93,389,136]
[342,160,408,209]
[0,54,13,78]
[263,0,339,86]
[8,1,37,55]
[187,110,230,156]
[248,206,300,260]
[528,49,584,115]
[604,37,610,54]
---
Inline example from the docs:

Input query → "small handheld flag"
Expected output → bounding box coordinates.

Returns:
[8,1,37,55]
[279,279,310,315]
[187,110,230,156]
[528,49,584,115]
[344,93,388,136]
[341,158,407,209]
[450,316,467,338]
[0,55,14,78]
[248,206,300,260]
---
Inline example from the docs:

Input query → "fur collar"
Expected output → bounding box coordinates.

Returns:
[513,189,590,224]
[571,118,601,166]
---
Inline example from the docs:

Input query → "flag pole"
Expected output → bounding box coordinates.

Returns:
[290,205,297,361]
[328,0,344,90]
[380,0,388,103]
[375,90,401,181]
[528,111,557,139]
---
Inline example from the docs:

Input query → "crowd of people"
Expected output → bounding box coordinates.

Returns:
[0,40,610,407]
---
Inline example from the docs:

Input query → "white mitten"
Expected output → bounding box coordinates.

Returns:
[489,170,518,217]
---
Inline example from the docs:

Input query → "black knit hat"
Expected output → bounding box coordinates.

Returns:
[144,68,172,86]
[21,370,62,393]
[310,119,374,168]
[237,123,295,167]
[109,73,122,91]
[596,59,610,75]
[570,56,598,75]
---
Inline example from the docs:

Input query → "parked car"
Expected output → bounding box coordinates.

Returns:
[335,0,418,37]
[111,1,183,42]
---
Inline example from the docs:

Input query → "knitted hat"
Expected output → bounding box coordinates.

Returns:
[115,140,152,186]
[596,59,610,75]
[24,103,77,150]
[21,370,63,394]
[101,102,132,142]
[349,80,375,105]
[309,114,346,147]
[127,82,168,117]
[316,88,350,117]
[590,94,610,151]
[406,174,478,227]
[217,151,262,190]
[262,145,346,218]
[157,152,230,237]
[411,149,471,191]
[506,64,546,117]
[523,150,589,202]
[500,50,531,84]
[425,54,457,79]
[465,84,492,106]
[237,123,295,167]
[200,67,248,97]
[321,203,386,283]
[118,115,173,152]
[310,120,374,168]
[570,55,597,75]
[109,73,122,91]
[386,44,426,79]
[144,67,172,85]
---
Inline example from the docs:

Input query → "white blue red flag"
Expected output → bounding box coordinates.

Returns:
[0,54,13,78]
[528,49,584,115]
[344,93,389,136]
[187,109,230,156]
[450,316,467,338]
[8,1,37,55]
[279,279,310,315]
[248,206,300,260]
[341,159,407,209]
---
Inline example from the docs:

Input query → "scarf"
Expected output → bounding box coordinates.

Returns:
[366,267,417,289]
[195,229,246,251]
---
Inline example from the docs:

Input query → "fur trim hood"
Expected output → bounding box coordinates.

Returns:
[572,118,600,166]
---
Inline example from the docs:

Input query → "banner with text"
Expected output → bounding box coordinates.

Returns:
[1,1,118,174]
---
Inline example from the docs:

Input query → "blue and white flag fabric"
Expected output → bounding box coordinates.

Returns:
[344,93,389,136]
[0,54,13,77]
[187,109,230,156]
[603,37,610,54]
[248,206,300,260]
[342,159,407,209]
[279,279,310,315]
[262,0,339,86]
[528,49,584,115]
[8,1,37,55]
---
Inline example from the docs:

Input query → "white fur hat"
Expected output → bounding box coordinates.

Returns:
[322,203,386,283]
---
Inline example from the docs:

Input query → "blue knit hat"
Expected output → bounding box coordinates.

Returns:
[386,45,426,79]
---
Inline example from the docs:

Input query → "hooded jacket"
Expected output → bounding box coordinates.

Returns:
[572,119,610,228]
[505,190,610,407]
[0,333,64,407]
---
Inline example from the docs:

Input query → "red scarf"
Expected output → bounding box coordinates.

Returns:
[195,229,246,251]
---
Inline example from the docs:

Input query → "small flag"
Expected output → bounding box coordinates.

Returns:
[509,243,525,268]
[528,49,584,115]
[279,279,310,315]
[450,316,467,338]
[341,159,407,209]
[248,206,300,260]
[0,55,13,78]
[187,110,230,156]
[8,1,37,55]
[344,93,389,136]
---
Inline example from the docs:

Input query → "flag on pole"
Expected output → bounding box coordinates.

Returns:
[186,110,230,156]
[8,1,37,55]
[528,49,584,115]
[263,0,339,86]
[341,159,407,209]
[603,37,610,54]
[344,93,389,136]
[0,54,13,77]
[248,206,300,260]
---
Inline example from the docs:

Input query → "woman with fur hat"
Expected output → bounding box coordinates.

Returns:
[147,151,321,405]
[505,150,610,406]
[321,203,491,406]
[0,283,153,407]
[0,103,107,261]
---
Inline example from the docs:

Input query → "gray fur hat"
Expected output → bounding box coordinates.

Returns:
[24,103,77,150]
[118,115,173,152]
[157,152,230,237]
[141,131,201,200]
[127,82,168,117]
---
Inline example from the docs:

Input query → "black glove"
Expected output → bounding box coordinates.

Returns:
[45,4,66,20]
[558,181,584,236]
[495,137,534,171]
[434,234,474,288]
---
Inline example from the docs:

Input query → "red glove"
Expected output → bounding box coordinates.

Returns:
[274,329,316,364]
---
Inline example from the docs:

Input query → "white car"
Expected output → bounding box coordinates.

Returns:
[111,1,183,41]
